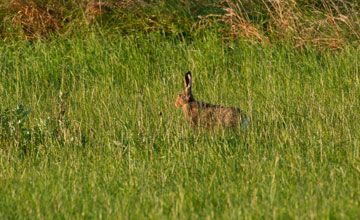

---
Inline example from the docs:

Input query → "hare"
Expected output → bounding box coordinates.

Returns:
[175,71,248,128]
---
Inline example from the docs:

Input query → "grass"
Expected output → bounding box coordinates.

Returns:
[1,0,359,49]
[1,31,360,219]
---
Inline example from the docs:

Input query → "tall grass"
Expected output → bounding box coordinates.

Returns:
[217,0,360,48]
[1,0,359,48]
[1,32,360,219]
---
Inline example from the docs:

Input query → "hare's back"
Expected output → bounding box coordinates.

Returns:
[197,102,244,127]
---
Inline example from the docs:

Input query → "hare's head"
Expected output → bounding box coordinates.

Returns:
[175,71,195,107]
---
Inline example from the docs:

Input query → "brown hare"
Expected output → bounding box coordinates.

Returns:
[175,71,248,129]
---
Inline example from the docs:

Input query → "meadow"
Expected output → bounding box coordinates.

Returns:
[0,29,359,219]
[0,1,360,219]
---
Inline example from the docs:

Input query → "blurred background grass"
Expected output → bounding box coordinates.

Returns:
[0,0,359,48]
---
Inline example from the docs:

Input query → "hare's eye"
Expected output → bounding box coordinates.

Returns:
[178,94,181,97]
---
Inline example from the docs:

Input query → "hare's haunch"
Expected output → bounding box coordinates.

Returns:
[175,71,248,128]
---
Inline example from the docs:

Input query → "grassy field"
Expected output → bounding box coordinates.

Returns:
[1,31,360,219]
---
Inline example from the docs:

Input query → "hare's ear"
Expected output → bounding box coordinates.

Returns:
[184,71,192,90]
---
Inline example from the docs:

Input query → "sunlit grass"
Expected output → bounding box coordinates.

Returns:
[0,32,360,219]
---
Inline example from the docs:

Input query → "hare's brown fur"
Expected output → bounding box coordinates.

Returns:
[175,71,246,128]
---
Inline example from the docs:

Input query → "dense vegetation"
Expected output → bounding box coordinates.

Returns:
[1,0,359,219]
[1,0,359,48]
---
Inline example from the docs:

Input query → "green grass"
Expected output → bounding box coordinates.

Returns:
[1,32,360,219]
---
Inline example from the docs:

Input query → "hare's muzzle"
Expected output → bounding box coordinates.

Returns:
[174,97,182,107]
[174,100,180,107]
